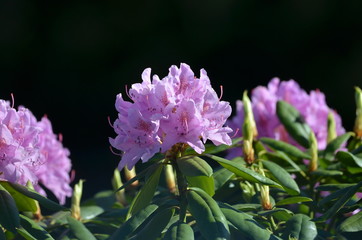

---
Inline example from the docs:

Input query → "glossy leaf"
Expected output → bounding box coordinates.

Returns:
[128,207,175,240]
[276,101,312,148]
[0,188,20,233]
[282,214,317,240]
[220,205,276,240]
[316,181,362,221]
[109,204,158,240]
[127,164,163,219]
[276,197,312,206]
[336,151,362,167]
[177,156,213,177]
[2,181,66,212]
[310,169,343,176]
[164,221,194,240]
[213,167,234,191]
[323,132,354,160]
[203,137,243,155]
[80,205,104,220]
[17,227,37,240]
[67,216,97,240]
[338,211,362,232]
[260,137,310,159]
[187,188,230,240]
[20,215,54,240]
[187,175,215,197]
[207,155,282,189]
[0,182,37,213]
[262,160,300,195]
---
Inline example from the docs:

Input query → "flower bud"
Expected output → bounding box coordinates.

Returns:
[327,111,337,143]
[71,179,84,220]
[243,139,255,164]
[112,169,127,206]
[124,167,139,187]
[354,87,362,138]
[243,91,258,139]
[309,132,318,172]
[259,166,272,210]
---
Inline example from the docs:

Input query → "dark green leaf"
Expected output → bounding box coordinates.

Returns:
[336,151,362,167]
[207,155,282,189]
[219,205,276,240]
[67,216,97,240]
[3,182,66,212]
[80,205,104,220]
[316,184,356,191]
[0,188,20,233]
[260,137,310,159]
[187,188,230,240]
[231,203,261,211]
[203,137,242,155]
[262,160,300,195]
[338,211,362,232]
[318,186,353,208]
[323,132,354,160]
[282,214,317,240]
[0,182,37,213]
[310,169,343,176]
[109,204,158,240]
[127,164,163,219]
[213,167,234,191]
[187,175,215,197]
[276,197,312,206]
[20,215,54,240]
[17,227,37,240]
[0,229,5,240]
[177,156,213,177]
[129,207,175,240]
[316,181,362,221]
[276,101,312,148]
[164,221,194,240]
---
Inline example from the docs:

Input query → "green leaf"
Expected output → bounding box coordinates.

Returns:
[323,132,354,160]
[276,197,312,206]
[0,182,37,213]
[20,215,54,240]
[0,188,20,233]
[2,181,66,212]
[67,216,97,240]
[80,205,104,220]
[336,151,362,167]
[17,227,37,240]
[177,156,213,177]
[127,164,163,219]
[258,208,294,222]
[316,184,356,191]
[207,155,282,189]
[232,203,261,211]
[164,221,194,240]
[187,175,215,197]
[203,137,242,155]
[213,168,234,191]
[260,138,310,159]
[187,188,230,240]
[262,160,300,195]
[310,169,343,176]
[109,204,158,240]
[338,211,362,232]
[276,101,312,148]
[128,207,175,240]
[318,186,353,207]
[316,181,362,221]
[282,214,317,240]
[219,205,276,240]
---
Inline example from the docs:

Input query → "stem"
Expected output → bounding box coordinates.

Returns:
[174,162,188,223]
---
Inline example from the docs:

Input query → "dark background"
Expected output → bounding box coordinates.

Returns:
[1,0,362,200]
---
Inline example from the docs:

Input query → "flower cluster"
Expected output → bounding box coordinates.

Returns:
[0,100,72,204]
[110,63,233,170]
[227,78,345,158]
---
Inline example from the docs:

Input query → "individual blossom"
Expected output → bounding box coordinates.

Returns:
[227,78,345,159]
[0,99,72,204]
[110,63,233,170]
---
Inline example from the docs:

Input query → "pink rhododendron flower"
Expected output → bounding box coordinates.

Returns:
[0,99,72,204]
[110,63,232,170]
[227,78,345,159]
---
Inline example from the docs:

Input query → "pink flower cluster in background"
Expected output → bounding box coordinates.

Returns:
[110,63,232,170]
[227,78,345,159]
[0,100,72,204]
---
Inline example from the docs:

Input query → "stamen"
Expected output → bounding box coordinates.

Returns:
[10,93,15,108]
[70,170,76,182]
[125,85,132,100]
[219,85,224,101]
[58,133,63,142]
[109,146,122,156]
[231,128,240,138]
[107,116,114,128]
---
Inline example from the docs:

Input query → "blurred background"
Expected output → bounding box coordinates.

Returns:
[1,0,362,200]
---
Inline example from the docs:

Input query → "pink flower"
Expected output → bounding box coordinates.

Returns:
[0,99,72,204]
[227,78,345,159]
[110,63,232,170]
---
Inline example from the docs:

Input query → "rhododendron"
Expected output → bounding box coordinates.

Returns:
[227,78,345,159]
[110,63,232,170]
[0,99,72,204]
